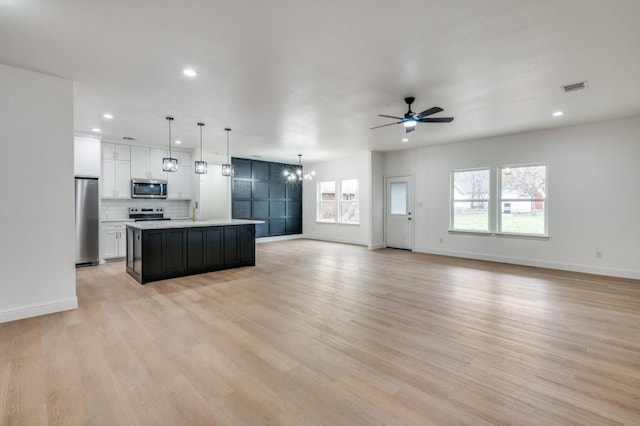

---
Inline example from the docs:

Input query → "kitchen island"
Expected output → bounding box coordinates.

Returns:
[126,219,263,284]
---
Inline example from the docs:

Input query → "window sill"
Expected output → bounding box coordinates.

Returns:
[448,230,492,236]
[495,232,550,240]
[315,221,360,226]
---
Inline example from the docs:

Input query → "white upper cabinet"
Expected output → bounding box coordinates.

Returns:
[101,142,130,161]
[74,136,101,177]
[101,142,131,198]
[149,148,169,180]
[103,142,192,198]
[130,146,170,180]
[101,158,131,198]
[130,146,150,179]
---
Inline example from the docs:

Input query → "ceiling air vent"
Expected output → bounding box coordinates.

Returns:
[562,81,587,92]
[122,136,136,140]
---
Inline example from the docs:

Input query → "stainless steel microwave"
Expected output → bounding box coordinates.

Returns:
[131,179,168,199]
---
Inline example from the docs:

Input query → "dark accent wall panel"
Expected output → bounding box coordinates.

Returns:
[231,157,303,237]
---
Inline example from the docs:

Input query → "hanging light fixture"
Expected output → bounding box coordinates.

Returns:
[221,128,233,177]
[284,154,315,181]
[162,116,178,172]
[194,122,207,174]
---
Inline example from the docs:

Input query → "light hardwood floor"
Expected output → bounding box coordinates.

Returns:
[1,240,640,425]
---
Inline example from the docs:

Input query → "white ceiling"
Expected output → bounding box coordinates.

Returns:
[2,0,640,163]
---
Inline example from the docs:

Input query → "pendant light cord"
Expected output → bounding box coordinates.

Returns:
[166,116,174,158]
[198,123,204,161]
[225,128,231,163]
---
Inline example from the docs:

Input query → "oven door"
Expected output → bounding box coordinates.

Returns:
[131,179,168,199]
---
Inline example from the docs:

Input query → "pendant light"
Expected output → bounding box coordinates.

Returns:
[221,128,233,177]
[284,154,315,181]
[194,122,207,174]
[162,116,178,172]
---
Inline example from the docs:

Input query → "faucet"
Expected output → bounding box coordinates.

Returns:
[191,201,198,221]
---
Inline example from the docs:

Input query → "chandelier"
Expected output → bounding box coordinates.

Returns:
[284,154,315,181]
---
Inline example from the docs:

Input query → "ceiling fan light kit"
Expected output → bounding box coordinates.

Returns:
[371,96,454,134]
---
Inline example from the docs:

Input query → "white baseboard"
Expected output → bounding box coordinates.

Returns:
[368,242,386,250]
[303,235,368,246]
[256,234,305,243]
[413,247,640,280]
[0,298,78,324]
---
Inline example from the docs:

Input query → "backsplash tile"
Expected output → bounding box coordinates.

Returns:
[101,199,191,220]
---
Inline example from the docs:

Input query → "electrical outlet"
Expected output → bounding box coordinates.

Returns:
[439,237,444,244]
[595,251,603,259]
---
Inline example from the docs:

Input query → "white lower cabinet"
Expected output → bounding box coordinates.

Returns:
[102,223,128,259]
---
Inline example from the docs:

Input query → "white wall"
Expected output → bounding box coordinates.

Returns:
[369,151,384,249]
[382,116,640,279]
[303,153,371,246]
[0,64,77,323]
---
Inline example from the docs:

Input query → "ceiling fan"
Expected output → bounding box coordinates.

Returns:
[371,97,454,133]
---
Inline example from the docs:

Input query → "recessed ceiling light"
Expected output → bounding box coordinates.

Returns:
[552,111,564,117]
[183,68,197,78]
[402,138,409,143]
[92,128,101,133]
[174,140,182,144]
[103,113,113,119]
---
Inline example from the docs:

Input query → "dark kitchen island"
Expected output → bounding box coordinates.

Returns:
[126,219,263,284]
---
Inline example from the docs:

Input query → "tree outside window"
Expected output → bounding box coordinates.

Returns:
[318,181,336,222]
[451,168,491,232]
[340,179,359,224]
[499,164,547,235]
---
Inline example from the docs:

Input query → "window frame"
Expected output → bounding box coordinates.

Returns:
[316,179,360,225]
[497,163,548,237]
[339,178,360,225]
[449,167,492,233]
[317,180,337,223]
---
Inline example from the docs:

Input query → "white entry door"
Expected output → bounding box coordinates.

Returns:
[386,176,414,250]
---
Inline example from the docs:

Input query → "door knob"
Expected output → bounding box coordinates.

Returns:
[408,217,412,221]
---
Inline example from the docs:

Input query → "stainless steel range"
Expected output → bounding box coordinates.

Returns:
[129,207,170,221]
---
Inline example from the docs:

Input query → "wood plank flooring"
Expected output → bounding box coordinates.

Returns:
[1,239,640,425]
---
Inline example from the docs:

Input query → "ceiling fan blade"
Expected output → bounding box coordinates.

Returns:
[370,121,401,130]
[405,126,415,134]
[378,114,404,120]
[419,117,454,123]
[418,106,443,118]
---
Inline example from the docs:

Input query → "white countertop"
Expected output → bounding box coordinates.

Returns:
[126,219,264,230]
[101,218,134,223]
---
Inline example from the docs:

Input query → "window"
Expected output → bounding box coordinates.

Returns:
[450,168,491,232]
[340,179,359,224]
[318,181,336,223]
[317,179,360,224]
[390,182,408,214]
[498,164,547,235]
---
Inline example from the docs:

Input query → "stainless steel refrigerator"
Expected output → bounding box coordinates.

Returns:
[75,177,99,265]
